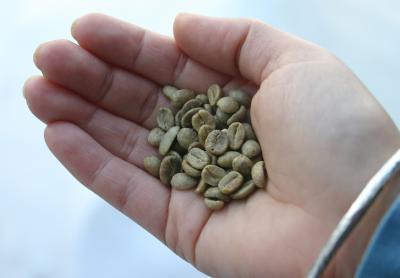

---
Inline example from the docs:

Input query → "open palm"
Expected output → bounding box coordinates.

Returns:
[25,14,400,277]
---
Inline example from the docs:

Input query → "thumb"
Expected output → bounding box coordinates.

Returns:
[173,13,318,84]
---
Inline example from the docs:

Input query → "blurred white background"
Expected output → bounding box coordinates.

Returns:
[1,0,399,277]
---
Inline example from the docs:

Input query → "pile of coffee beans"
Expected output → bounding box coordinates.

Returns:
[144,84,267,210]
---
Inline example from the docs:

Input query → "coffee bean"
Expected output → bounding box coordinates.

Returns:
[147,127,165,147]
[242,140,261,158]
[228,89,251,107]
[215,108,231,128]
[188,141,203,150]
[251,161,267,188]
[195,178,208,194]
[201,165,226,186]
[227,105,246,125]
[227,122,245,150]
[217,151,241,168]
[182,159,201,177]
[177,128,198,149]
[204,198,225,210]
[218,171,244,194]
[242,123,256,140]
[172,89,196,108]
[186,147,210,170]
[159,155,181,185]
[192,110,216,132]
[196,93,209,104]
[207,84,222,106]
[230,180,256,200]
[171,173,198,190]
[157,107,174,131]
[232,155,253,176]
[216,96,239,113]
[144,155,161,177]
[175,98,203,126]
[162,85,178,100]
[198,124,214,146]
[205,130,229,155]
[167,150,182,161]
[159,126,180,155]
[181,107,202,127]
[204,187,230,202]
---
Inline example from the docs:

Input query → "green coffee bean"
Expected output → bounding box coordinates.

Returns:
[242,123,256,140]
[171,173,198,190]
[241,140,261,158]
[218,171,244,194]
[198,124,214,146]
[232,155,253,176]
[177,128,198,149]
[159,155,181,185]
[217,151,241,168]
[230,180,256,200]
[181,107,202,127]
[182,159,201,177]
[192,110,216,132]
[228,89,251,107]
[217,96,239,113]
[205,130,229,155]
[207,84,222,106]
[227,122,245,150]
[144,155,161,177]
[227,105,246,125]
[251,161,267,188]
[204,198,225,210]
[147,127,165,147]
[204,187,230,202]
[195,178,208,194]
[159,126,180,155]
[186,147,210,170]
[201,165,226,186]
[157,107,174,131]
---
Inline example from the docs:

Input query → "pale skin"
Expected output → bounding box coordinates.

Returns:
[24,13,400,277]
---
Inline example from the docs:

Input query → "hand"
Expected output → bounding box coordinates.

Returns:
[24,13,400,277]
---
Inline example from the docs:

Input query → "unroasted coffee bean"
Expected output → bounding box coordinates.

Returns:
[201,165,226,186]
[177,128,198,149]
[159,126,180,155]
[204,198,224,210]
[196,94,209,104]
[204,187,230,202]
[167,150,182,161]
[159,155,181,185]
[157,108,174,131]
[227,105,246,125]
[171,173,198,190]
[227,122,245,150]
[171,140,186,156]
[175,98,203,126]
[186,147,210,170]
[242,140,261,158]
[216,96,239,113]
[181,107,202,127]
[252,161,267,188]
[207,84,222,106]
[228,89,251,107]
[242,123,256,140]
[198,124,214,146]
[162,85,178,99]
[230,180,256,200]
[182,159,201,177]
[218,171,244,194]
[188,141,203,150]
[217,151,241,168]
[163,86,195,108]
[232,155,253,176]
[195,178,208,194]
[192,110,216,131]
[205,130,229,155]
[215,108,230,128]
[147,128,165,147]
[144,155,161,177]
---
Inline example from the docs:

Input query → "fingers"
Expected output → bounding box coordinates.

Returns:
[173,13,322,84]
[34,40,166,125]
[24,76,158,168]
[71,13,230,91]
[44,121,170,240]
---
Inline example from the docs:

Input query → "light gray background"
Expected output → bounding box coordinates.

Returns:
[1,1,399,277]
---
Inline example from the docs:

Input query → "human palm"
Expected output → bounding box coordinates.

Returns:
[25,13,400,277]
